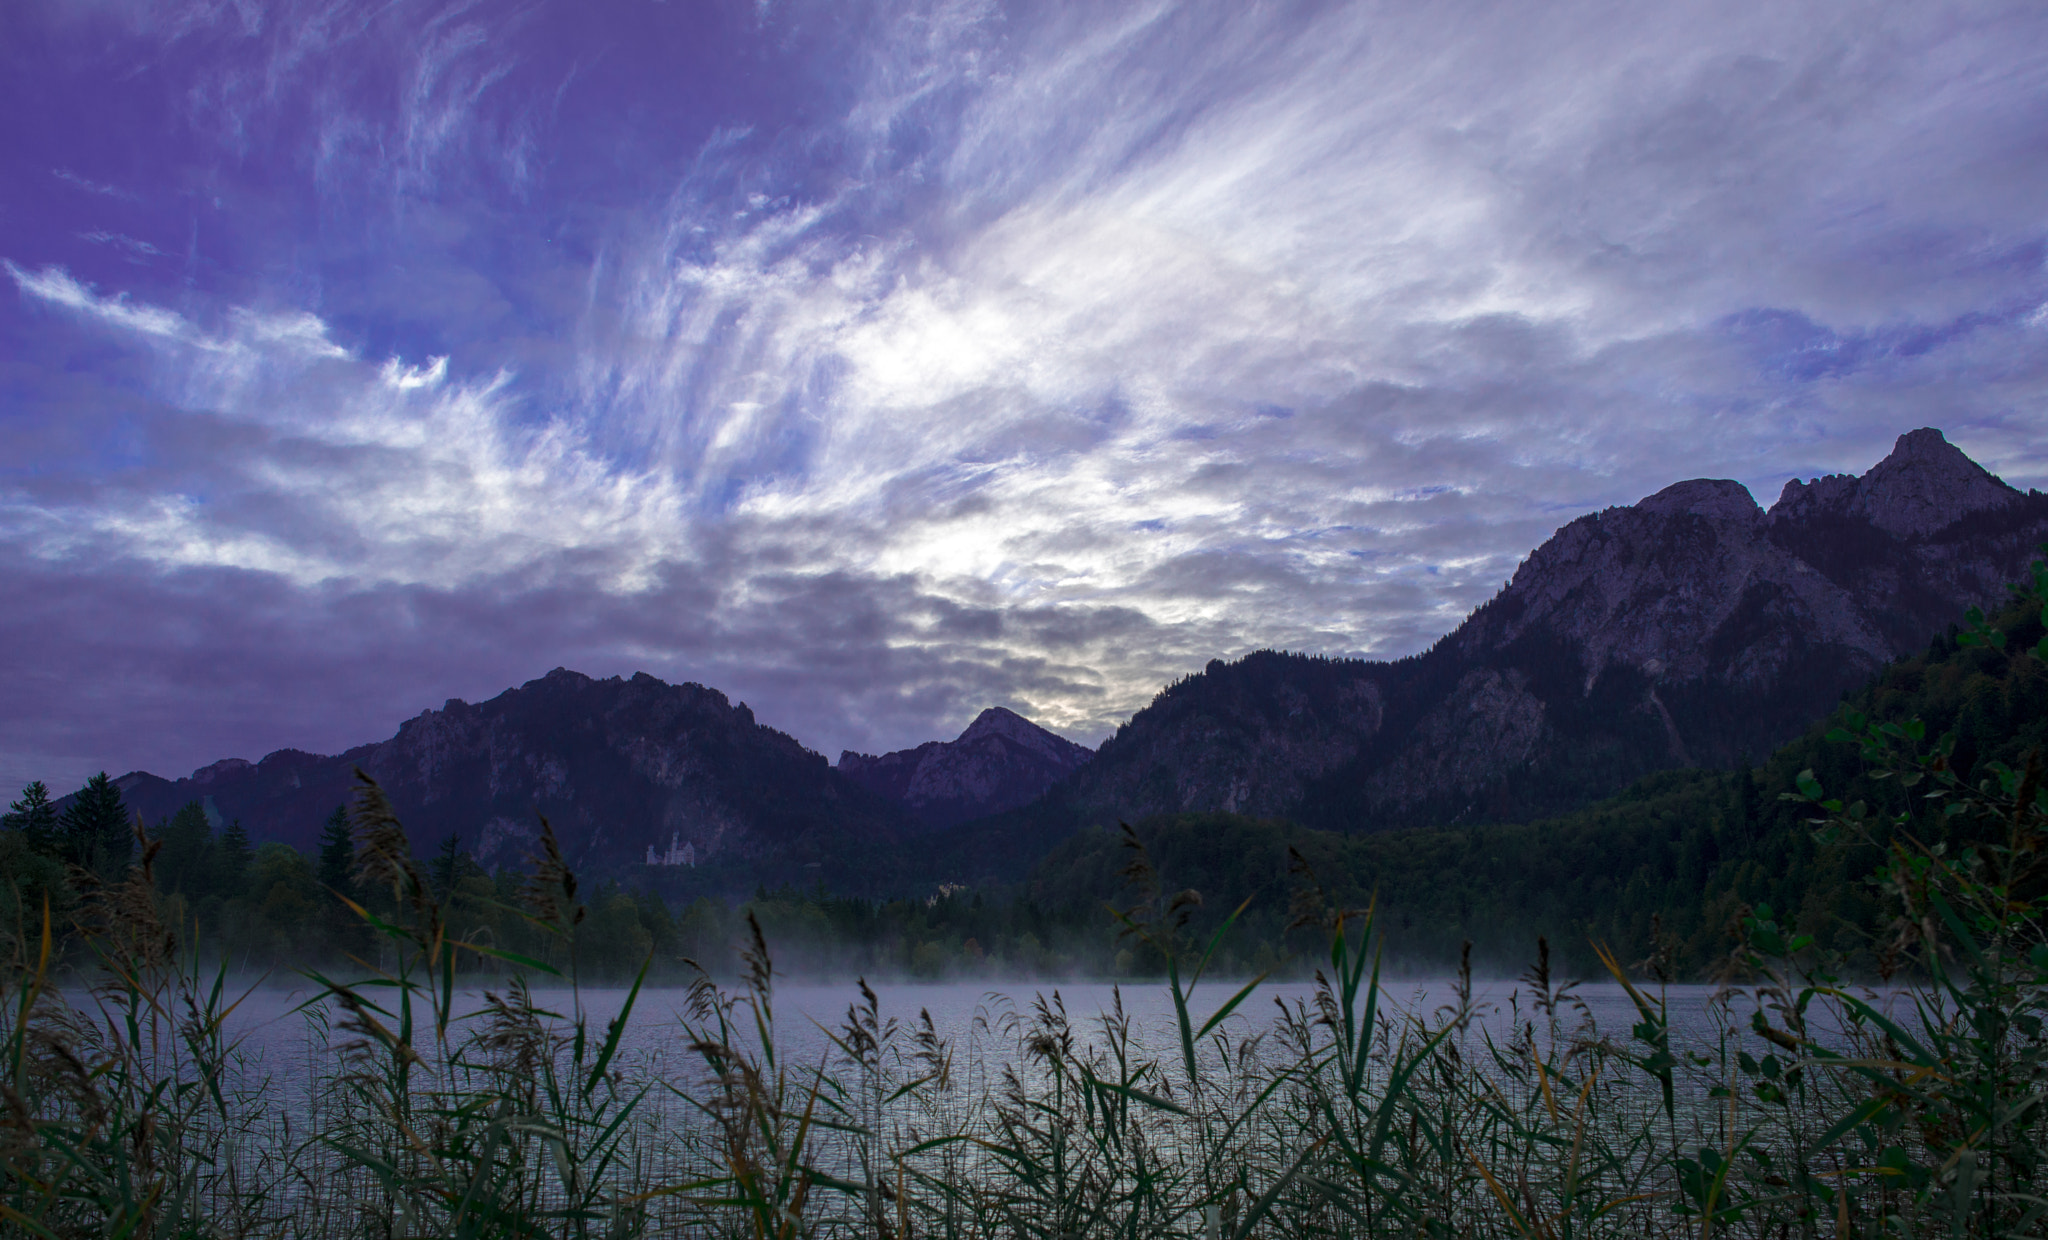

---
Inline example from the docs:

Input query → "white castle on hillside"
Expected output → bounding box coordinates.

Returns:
[646,833,696,867]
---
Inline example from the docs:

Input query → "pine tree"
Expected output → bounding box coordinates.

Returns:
[2,781,59,854]
[316,805,354,901]
[58,772,131,876]
[315,804,368,960]
[156,801,215,900]
[430,833,467,898]
[216,818,253,901]
[1736,758,1761,844]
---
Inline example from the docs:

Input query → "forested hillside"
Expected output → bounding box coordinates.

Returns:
[1023,569,2048,976]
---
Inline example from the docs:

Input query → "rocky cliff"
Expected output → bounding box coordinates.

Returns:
[115,669,911,876]
[837,707,1094,828]
[1045,429,2048,834]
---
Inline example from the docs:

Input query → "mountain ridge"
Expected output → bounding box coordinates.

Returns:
[999,428,2048,859]
[836,707,1095,829]
[115,668,914,882]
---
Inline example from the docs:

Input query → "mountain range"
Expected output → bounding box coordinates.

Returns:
[112,428,2047,889]
[1032,429,2045,836]
[115,674,1092,883]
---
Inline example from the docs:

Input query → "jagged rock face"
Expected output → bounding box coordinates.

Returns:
[1059,429,2048,832]
[1771,427,2022,538]
[117,669,909,871]
[1762,430,2046,653]
[1452,477,1892,693]
[837,707,1093,829]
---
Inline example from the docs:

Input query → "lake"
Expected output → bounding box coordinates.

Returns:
[203,973,1796,1095]
[40,969,1918,1233]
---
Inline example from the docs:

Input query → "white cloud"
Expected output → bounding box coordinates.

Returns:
[8,262,687,592]
[7,262,199,344]
[382,355,450,389]
[79,230,164,259]
[53,168,131,198]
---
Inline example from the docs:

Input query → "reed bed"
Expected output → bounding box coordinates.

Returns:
[3,716,2046,1238]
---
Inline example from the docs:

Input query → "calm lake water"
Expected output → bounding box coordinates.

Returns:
[197,974,1812,1093]
[61,970,1913,1217]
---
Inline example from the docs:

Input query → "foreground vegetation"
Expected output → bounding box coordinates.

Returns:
[0,738,2042,1236]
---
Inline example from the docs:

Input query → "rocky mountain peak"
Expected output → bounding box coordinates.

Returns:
[839,708,1093,829]
[959,706,1027,739]
[189,757,253,784]
[1482,431,2026,685]
[1635,478,1762,523]
[1468,471,1815,681]
[1771,427,2021,538]
[958,707,1082,758]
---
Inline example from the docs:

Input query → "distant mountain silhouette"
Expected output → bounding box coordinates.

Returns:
[115,669,913,881]
[110,428,2048,893]
[958,429,2048,869]
[838,707,1094,828]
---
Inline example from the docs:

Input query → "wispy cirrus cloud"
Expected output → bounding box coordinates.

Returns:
[52,168,133,199]
[5,0,2048,798]
[4,262,686,592]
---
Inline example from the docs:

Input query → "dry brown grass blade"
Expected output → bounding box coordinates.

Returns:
[349,768,426,906]
[519,814,578,932]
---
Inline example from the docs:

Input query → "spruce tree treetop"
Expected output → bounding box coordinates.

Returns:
[3,781,59,854]
[156,801,215,901]
[316,805,354,902]
[59,772,131,876]
[429,832,476,898]
[216,818,252,900]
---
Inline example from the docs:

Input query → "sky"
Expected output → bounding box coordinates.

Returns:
[5,0,2048,795]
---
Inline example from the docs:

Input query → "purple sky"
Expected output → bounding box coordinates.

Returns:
[6,0,2048,795]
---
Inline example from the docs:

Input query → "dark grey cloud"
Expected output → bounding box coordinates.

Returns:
[0,538,1155,794]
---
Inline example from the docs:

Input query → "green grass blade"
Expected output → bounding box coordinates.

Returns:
[584,952,652,1096]
[1194,972,1270,1045]
[1190,894,1256,990]
[1091,1077,1191,1116]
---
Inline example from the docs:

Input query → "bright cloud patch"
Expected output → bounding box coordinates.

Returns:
[7,263,682,592]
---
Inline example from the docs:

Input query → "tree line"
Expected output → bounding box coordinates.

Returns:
[0,774,1144,982]
[1025,581,2048,979]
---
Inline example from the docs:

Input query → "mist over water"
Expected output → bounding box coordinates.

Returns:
[208,976,1802,1095]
